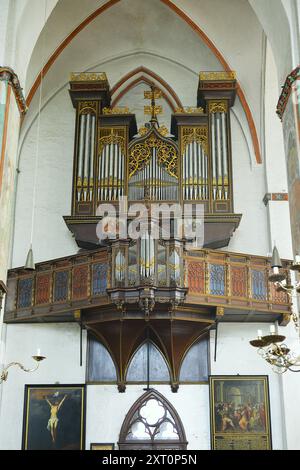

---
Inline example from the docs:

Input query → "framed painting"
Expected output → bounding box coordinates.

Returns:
[22,385,86,450]
[209,376,272,450]
[90,443,115,450]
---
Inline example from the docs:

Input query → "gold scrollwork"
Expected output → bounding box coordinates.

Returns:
[79,101,97,115]
[129,132,178,178]
[157,126,169,137]
[208,100,228,114]
[70,72,107,82]
[144,89,162,100]
[199,71,236,81]
[138,127,149,137]
[181,127,208,155]
[102,107,130,115]
[144,105,163,115]
[98,130,125,155]
[174,107,204,114]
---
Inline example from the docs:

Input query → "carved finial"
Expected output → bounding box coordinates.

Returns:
[144,85,163,126]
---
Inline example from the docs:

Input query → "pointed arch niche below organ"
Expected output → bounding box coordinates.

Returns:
[126,341,171,383]
[87,334,209,385]
[118,389,188,450]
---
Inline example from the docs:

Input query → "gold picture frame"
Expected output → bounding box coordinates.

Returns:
[209,375,272,450]
[90,443,115,450]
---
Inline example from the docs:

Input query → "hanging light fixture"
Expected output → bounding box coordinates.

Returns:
[24,244,35,270]
[25,0,48,270]
[250,326,300,374]
[250,244,300,373]
[268,245,300,328]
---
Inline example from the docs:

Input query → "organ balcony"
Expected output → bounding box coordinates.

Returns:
[4,71,292,392]
[4,246,292,391]
[4,247,292,325]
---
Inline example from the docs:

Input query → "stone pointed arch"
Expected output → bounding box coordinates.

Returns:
[24,0,262,162]
[118,389,188,450]
[111,66,183,111]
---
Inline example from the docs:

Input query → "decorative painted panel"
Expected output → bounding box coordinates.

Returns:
[210,264,225,296]
[251,270,267,300]
[35,273,51,305]
[92,263,107,296]
[53,271,69,302]
[187,261,205,294]
[230,266,247,297]
[269,282,288,304]
[72,265,89,300]
[17,278,33,308]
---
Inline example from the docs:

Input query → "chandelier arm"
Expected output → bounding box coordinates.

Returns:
[0,361,40,383]
[287,367,300,372]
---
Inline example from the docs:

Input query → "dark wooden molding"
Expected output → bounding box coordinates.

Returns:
[277,66,300,120]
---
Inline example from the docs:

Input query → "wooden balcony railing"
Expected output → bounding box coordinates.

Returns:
[185,250,291,319]
[4,247,291,324]
[4,249,108,323]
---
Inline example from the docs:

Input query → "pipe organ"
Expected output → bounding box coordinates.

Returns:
[98,127,126,202]
[209,100,231,212]
[65,71,242,249]
[76,102,97,205]
[128,131,179,202]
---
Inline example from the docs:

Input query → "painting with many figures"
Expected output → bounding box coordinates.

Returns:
[22,385,85,450]
[209,376,271,450]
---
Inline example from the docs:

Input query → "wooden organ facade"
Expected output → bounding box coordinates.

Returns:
[64,71,241,249]
[3,71,293,393]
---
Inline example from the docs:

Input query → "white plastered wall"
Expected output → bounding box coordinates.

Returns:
[1,322,300,449]
[1,0,299,453]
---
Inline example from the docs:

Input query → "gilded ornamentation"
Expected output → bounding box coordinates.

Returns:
[144,105,163,115]
[216,307,225,317]
[102,107,130,115]
[138,127,149,137]
[144,89,162,99]
[181,126,208,155]
[174,107,204,114]
[70,72,107,82]
[79,101,97,114]
[208,100,228,114]
[77,177,94,188]
[157,125,169,137]
[98,131,125,155]
[129,131,178,178]
[199,71,236,81]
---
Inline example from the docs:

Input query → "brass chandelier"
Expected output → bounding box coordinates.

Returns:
[250,246,300,373]
[250,326,300,374]
[268,246,300,328]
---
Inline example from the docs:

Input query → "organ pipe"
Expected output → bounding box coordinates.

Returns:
[76,111,96,203]
[210,109,229,201]
[98,134,125,202]
[182,135,208,201]
[128,146,178,201]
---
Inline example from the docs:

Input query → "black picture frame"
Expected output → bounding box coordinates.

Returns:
[209,375,272,450]
[22,384,86,450]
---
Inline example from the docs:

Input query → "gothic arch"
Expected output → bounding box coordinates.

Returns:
[125,340,171,382]
[24,0,262,163]
[111,66,183,111]
[118,389,188,449]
